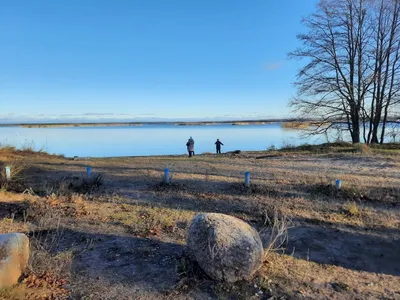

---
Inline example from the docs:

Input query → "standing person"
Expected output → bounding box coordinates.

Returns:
[186,136,195,157]
[215,138,224,154]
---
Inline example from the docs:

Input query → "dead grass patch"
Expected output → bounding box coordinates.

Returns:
[27,194,90,219]
[305,182,400,206]
[343,201,360,217]
[0,161,31,193]
[151,181,188,193]
[0,198,73,299]
[109,203,194,241]
[354,143,370,154]
[35,174,104,197]
[228,182,280,197]
[260,253,400,299]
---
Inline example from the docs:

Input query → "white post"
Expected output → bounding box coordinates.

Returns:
[164,168,170,184]
[335,179,342,190]
[87,167,92,180]
[245,172,251,187]
[5,166,11,181]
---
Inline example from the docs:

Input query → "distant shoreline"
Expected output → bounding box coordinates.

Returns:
[1,119,398,129]
[0,119,310,128]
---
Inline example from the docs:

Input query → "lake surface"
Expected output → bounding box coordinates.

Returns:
[0,124,324,157]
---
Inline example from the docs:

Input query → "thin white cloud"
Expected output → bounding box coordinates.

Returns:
[264,62,284,71]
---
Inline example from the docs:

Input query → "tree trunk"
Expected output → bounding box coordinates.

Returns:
[351,111,361,143]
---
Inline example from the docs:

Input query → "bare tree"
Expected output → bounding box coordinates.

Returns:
[368,0,400,144]
[290,0,400,144]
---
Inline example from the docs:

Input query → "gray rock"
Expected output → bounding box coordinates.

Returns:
[0,233,30,288]
[187,213,263,282]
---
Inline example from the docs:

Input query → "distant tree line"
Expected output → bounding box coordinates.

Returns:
[290,0,400,144]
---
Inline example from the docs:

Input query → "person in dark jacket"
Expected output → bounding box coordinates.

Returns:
[215,138,224,154]
[186,136,195,157]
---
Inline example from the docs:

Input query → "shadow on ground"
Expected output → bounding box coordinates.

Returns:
[283,224,400,276]
[37,229,185,292]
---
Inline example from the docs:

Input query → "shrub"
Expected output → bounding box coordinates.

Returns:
[344,201,360,217]
[259,206,291,256]
[354,143,370,154]
[0,161,29,192]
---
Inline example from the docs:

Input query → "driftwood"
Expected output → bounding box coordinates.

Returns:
[255,154,284,159]
[226,150,241,155]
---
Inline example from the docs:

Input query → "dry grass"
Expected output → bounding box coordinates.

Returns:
[108,203,194,241]
[281,121,312,129]
[354,143,370,154]
[0,144,399,299]
[0,161,29,192]
[343,201,360,217]
[260,206,291,255]
[0,198,73,299]
[259,252,400,300]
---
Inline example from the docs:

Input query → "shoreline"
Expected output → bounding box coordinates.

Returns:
[3,142,399,160]
[1,119,399,129]
[0,119,311,128]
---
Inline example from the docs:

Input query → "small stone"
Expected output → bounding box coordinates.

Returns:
[0,233,30,288]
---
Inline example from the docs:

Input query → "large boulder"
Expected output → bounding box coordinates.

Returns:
[187,213,263,282]
[0,233,30,288]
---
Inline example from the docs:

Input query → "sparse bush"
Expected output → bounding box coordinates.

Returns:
[344,201,360,217]
[21,141,36,153]
[280,142,297,151]
[37,174,104,197]
[0,161,29,192]
[40,177,74,197]
[259,206,291,256]
[354,143,370,154]
[70,174,103,194]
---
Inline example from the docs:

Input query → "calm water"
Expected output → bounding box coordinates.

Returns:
[0,124,323,157]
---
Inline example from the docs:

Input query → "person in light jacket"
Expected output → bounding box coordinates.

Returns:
[186,137,195,157]
[215,138,224,154]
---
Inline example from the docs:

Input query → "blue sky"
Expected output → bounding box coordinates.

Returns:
[0,0,318,122]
